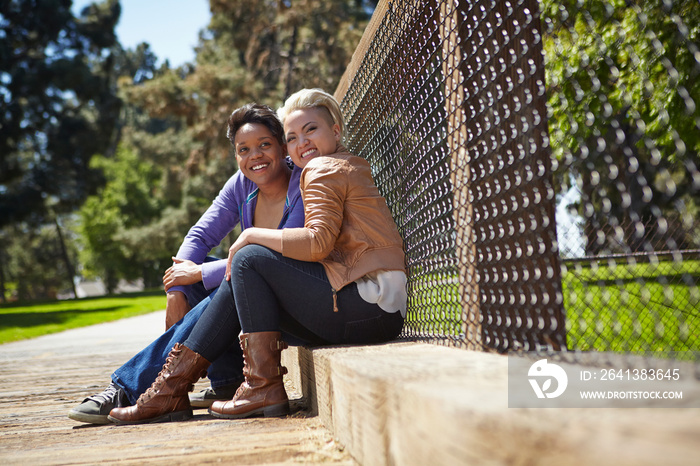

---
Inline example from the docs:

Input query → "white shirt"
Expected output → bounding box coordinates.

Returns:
[355,270,407,317]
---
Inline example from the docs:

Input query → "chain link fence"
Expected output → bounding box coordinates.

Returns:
[335,0,699,360]
[545,0,700,357]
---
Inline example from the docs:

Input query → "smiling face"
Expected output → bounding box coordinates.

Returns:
[283,107,341,168]
[234,123,287,186]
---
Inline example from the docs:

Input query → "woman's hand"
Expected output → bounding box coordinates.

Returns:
[225,228,283,280]
[163,257,203,291]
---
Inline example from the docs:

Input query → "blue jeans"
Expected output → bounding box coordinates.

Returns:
[184,245,404,362]
[111,286,244,405]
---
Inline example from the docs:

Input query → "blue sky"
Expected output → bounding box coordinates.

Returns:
[71,0,211,67]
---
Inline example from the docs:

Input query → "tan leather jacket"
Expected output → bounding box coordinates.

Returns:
[281,147,406,291]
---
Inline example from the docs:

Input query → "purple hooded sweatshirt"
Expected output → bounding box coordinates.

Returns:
[169,158,303,302]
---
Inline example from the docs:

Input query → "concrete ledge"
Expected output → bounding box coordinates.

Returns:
[282,342,700,466]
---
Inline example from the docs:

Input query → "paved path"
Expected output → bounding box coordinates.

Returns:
[0,311,354,465]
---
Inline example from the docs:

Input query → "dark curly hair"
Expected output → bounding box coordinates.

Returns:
[226,103,285,147]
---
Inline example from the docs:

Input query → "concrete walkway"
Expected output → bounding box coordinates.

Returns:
[0,311,354,465]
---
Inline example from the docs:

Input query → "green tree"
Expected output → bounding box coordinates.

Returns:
[0,220,79,301]
[1,0,375,300]
[77,144,164,293]
[543,0,700,254]
[112,0,375,267]
[0,0,122,225]
[0,2,172,300]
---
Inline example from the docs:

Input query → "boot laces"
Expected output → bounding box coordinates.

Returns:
[233,382,248,399]
[87,382,122,405]
[138,346,182,404]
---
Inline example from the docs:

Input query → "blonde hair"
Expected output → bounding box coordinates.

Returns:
[278,88,345,142]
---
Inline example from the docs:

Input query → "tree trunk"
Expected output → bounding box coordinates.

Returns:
[0,246,6,303]
[54,217,78,299]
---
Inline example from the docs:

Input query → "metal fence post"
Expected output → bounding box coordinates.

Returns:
[439,0,482,350]
[439,0,567,351]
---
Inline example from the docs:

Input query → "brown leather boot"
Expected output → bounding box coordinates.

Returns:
[209,332,290,419]
[108,343,210,425]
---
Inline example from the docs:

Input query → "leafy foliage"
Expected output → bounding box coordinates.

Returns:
[0,221,79,300]
[103,0,375,287]
[0,1,374,301]
[77,144,164,292]
[543,0,700,254]
[0,0,122,224]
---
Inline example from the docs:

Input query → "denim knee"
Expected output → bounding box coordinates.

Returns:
[231,244,270,270]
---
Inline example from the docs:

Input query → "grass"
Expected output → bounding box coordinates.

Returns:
[406,260,700,355]
[0,291,166,344]
[562,260,700,353]
[3,260,698,353]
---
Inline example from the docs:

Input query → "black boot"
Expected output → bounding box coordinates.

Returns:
[68,381,129,424]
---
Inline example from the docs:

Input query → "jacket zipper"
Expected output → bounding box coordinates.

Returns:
[332,288,339,312]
